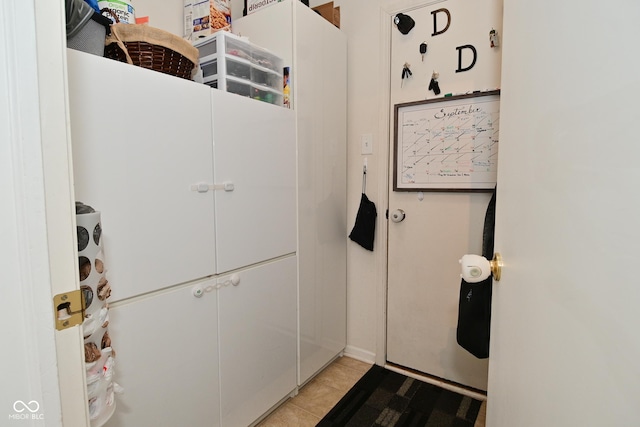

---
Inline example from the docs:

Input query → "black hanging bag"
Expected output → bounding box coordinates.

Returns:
[349,168,376,251]
[456,187,496,359]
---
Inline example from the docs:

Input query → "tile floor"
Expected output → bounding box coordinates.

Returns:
[257,356,487,427]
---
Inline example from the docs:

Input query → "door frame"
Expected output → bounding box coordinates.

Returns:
[2,0,88,425]
[373,2,393,368]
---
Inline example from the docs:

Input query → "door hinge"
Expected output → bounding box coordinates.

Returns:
[54,289,86,331]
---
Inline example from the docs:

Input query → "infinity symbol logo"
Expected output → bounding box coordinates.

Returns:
[13,400,40,413]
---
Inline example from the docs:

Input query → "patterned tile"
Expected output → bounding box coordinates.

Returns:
[256,402,320,427]
[290,380,346,418]
[313,362,369,393]
[258,356,370,426]
[333,356,373,375]
[474,400,487,427]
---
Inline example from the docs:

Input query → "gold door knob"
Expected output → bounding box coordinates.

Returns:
[459,253,503,282]
[490,253,502,281]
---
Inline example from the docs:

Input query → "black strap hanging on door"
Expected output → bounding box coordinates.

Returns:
[456,187,496,359]
[349,166,377,251]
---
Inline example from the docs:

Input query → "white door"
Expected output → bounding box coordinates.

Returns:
[386,0,502,391]
[488,1,640,425]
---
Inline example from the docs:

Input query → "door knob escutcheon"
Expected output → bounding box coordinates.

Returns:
[491,253,502,281]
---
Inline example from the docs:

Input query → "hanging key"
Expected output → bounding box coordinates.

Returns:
[420,42,427,62]
[401,62,412,87]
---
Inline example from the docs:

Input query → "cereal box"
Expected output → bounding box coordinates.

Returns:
[188,0,232,41]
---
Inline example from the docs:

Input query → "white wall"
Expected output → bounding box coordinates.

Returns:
[131,0,182,35]
[331,1,387,361]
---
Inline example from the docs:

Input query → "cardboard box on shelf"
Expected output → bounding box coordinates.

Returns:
[185,0,232,41]
[243,0,309,16]
[245,0,284,15]
[312,1,340,28]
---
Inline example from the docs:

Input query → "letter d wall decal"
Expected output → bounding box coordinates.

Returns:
[431,8,451,36]
[456,45,477,73]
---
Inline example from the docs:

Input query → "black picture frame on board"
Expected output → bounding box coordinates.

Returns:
[393,90,500,192]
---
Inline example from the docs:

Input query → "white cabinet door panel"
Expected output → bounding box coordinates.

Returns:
[218,256,297,427]
[233,1,349,385]
[294,4,348,385]
[68,50,216,301]
[211,90,296,273]
[104,280,220,427]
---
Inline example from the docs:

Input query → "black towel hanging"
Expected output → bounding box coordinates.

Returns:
[349,166,377,251]
[456,187,496,359]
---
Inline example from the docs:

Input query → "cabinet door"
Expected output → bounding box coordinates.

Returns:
[211,90,296,273]
[104,280,220,427]
[218,256,297,427]
[68,50,216,301]
[294,3,348,385]
[234,1,349,385]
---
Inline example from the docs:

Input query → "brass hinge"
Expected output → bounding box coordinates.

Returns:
[54,290,86,331]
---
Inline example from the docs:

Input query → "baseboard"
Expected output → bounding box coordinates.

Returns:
[343,345,376,364]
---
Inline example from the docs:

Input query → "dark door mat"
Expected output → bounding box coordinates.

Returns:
[316,365,482,427]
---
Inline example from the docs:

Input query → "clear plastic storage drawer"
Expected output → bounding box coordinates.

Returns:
[252,87,282,106]
[251,68,281,91]
[226,58,251,80]
[225,37,252,62]
[201,60,218,79]
[226,79,251,98]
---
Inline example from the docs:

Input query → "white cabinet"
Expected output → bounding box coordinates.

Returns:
[68,49,297,427]
[68,49,296,298]
[104,280,220,427]
[217,256,297,427]
[68,49,216,302]
[234,0,348,386]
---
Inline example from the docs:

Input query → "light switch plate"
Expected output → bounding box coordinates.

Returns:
[361,133,373,155]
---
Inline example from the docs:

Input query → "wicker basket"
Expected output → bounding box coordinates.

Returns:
[105,24,199,80]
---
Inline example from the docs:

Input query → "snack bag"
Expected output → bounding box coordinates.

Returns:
[98,0,135,24]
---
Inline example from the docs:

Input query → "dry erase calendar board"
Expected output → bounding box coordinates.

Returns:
[393,90,500,191]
